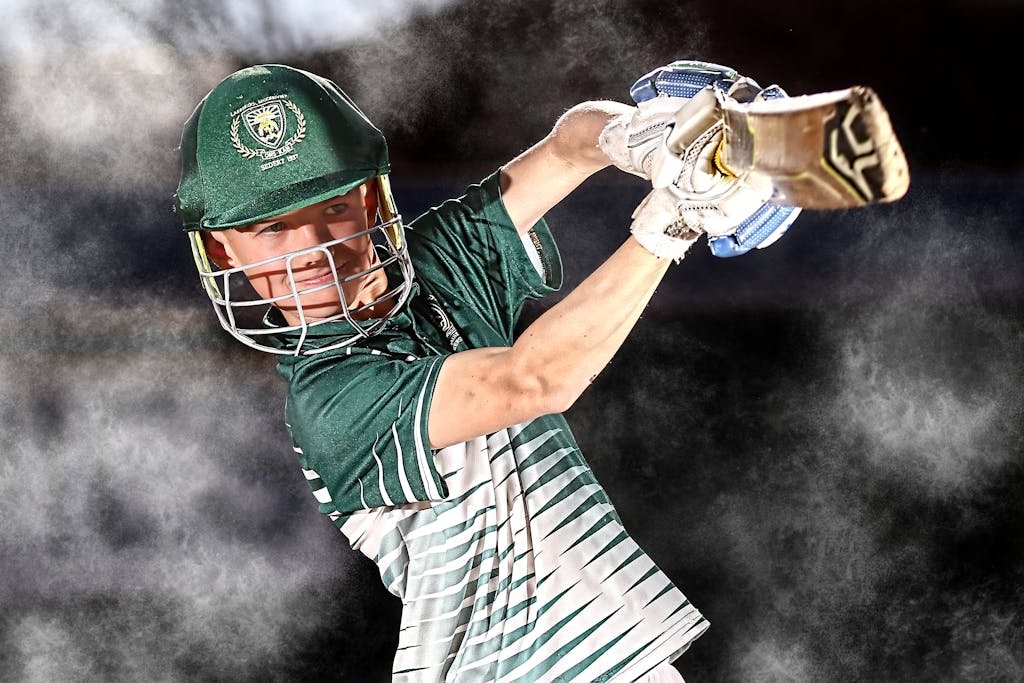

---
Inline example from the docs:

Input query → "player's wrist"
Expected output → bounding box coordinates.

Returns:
[628,188,701,263]
[596,110,640,176]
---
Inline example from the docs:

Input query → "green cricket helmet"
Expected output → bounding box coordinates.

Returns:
[176,64,414,355]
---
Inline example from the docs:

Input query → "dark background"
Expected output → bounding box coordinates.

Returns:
[1,1,1021,681]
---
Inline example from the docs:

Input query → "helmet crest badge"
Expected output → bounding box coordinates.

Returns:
[244,101,286,148]
[230,95,307,161]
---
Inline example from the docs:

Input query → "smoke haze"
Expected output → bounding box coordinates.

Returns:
[1,0,1021,680]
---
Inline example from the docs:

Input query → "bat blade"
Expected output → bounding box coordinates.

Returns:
[721,86,910,209]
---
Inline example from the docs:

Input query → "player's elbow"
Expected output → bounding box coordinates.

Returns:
[550,101,628,172]
[511,363,586,419]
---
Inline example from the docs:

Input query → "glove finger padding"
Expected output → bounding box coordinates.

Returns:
[650,88,774,237]
[707,204,801,257]
[599,61,742,181]
[629,60,740,103]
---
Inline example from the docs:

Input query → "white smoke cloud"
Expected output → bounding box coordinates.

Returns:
[0,317,372,679]
[733,638,813,683]
[0,0,457,58]
[0,0,459,191]
[826,194,1023,496]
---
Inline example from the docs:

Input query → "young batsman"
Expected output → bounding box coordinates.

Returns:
[176,62,796,682]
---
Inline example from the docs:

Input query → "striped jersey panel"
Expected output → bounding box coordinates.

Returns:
[324,419,707,682]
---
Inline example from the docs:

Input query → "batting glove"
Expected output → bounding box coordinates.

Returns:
[608,60,803,258]
[628,90,774,262]
[598,61,739,180]
[704,84,802,257]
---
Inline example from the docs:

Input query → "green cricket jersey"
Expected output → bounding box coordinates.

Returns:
[276,171,707,682]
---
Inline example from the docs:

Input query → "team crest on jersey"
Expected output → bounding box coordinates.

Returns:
[425,294,465,351]
[230,94,307,166]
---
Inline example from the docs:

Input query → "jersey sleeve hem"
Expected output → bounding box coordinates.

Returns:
[480,170,564,299]
[415,356,450,501]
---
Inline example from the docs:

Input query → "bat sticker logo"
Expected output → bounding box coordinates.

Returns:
[826,101,884,204]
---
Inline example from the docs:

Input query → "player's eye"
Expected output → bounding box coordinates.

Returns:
[256,222,286,235]
[325,203,348,216]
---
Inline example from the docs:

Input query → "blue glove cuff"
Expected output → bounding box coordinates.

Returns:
[709,205,801,258]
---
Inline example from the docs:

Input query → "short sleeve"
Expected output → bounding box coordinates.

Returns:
[284,350,449,516]
[406,170,563,344]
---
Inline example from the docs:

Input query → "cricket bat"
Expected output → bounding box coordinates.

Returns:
[666,85,910,209]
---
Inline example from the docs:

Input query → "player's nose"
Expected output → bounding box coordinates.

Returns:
[292,219,334,247]
[285,223,335,269]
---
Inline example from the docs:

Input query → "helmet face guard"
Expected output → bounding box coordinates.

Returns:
[189,177,415,356]
[176,65,414,354]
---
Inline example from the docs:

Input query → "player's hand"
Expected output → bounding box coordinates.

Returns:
[704,83,802,257]
[628,92,775,262]
[661,82,803,258]
[608,60,803,257]
[628,187,701,262]
[598,61,739,181]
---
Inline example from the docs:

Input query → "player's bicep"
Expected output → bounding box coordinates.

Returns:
[500,133,602,236]
[428,347,547,449]
[500,101,629,235]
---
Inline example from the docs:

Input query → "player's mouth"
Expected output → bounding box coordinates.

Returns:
[294,269,337,288]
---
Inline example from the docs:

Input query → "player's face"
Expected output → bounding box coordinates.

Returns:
[205,183,391,325]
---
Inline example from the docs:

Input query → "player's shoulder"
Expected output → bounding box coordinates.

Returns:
[280,345,446,446]
[278,345,411,386]
[407,170,505,234]
[275,348,374,403]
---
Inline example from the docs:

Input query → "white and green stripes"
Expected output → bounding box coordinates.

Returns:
[319,418,707,681]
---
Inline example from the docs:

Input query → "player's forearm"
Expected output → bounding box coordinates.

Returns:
[501,100,634,233]
[510,236,670,413]
[429,237,670,448]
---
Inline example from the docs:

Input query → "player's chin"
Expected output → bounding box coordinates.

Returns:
[281,271,386,323]
[274,289,344,322]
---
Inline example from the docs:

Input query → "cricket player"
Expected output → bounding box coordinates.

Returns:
[176,62,797,682]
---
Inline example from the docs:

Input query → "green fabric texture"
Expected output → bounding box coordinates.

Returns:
[276,171,563,514]
[176,64,390,231]
[270,172,709,680]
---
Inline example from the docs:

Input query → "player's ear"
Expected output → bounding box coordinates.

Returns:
[202,231,235,269]
[363,179,379,222]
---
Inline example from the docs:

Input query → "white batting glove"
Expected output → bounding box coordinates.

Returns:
[598,60,743,181]
[628,90,773,261]
[597,97,686,180]
[629,188,702,261]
